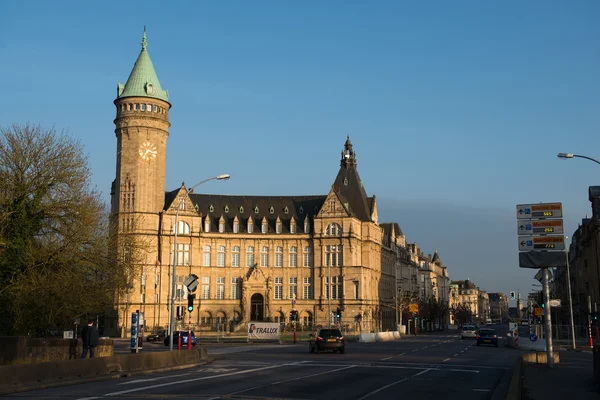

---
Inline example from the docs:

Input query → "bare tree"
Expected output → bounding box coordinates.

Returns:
[0,124,145,335]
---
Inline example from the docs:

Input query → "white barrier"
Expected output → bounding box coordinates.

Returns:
[359,331,401,343]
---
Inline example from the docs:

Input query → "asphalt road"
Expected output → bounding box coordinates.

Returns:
[6,325,519,400]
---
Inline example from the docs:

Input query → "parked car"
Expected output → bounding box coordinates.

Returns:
[164,330,196,346]
[309,328,345,354]
[146,330,166,342]
[461,324,477,339]
[476,328,498,347]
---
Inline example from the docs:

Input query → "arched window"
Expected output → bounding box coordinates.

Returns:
[275,246,283,267]
[232,246,240,267]
[203,245,211,266]
[303,246,313,267]
[246,246,255,267]
[326,223,342,236]
[175,220,190,235]
[217,246,226,267]
[289,246,297,267]
[260,246,269,267]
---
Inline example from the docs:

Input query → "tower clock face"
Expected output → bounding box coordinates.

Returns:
[139,141,157,161]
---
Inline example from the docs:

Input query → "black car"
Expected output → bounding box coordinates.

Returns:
[476,328,498,347]
[309,328,345,354]
[146,330,166,342]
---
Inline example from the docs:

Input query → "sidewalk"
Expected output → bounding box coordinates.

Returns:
[521,350,599,399]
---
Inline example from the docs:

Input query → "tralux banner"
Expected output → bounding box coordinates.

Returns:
[247,322,281,340]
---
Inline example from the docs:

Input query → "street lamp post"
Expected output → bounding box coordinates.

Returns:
[557,153,600,166]
[168,174,230,351]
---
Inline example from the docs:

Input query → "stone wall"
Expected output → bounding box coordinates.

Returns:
[0,337,113,365]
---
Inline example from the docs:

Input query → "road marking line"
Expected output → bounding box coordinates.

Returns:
[422,346,429,349]
[228,365,356,396]
[473,389,491,391]
[412,349,418,352]
[117,372,192,385]
[88,364,286,398]
[381,356,392,361]
[453,353,459,356]
[77,398,101,400]
[449,369,480,373]
[398,352,406,356]
[357,369,432,400]
[443,358,451,362]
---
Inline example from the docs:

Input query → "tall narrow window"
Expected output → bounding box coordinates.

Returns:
[303,246,313,267]
[246,246,255,267]
[203,245,211,266]
[353,281,359,299]
[304,221,310,233]
[174,243,190,266]
[217,277,225,300]
[289,277,298,300]
[275,246,283,267]
[303,277,313,299]
[233,221,239,233]
[325,245,343,267]
[217,246,226,267]
[176,221,190,235]
[262,221,268,234]
[275,277,283,299]
[231,277,240,299]
[219,220,225,233]
[201,277,210,300]
[289,246,297,267]
[204,219,211,233]
[326,276,342,299]
[276,221,282,234]
[232,246,240,267]
[248,220,254,233]
[260,246,269,267]
[290,223,296,234]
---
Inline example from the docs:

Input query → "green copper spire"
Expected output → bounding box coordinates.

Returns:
[117,27,169,102]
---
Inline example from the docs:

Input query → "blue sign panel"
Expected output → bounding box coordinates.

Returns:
[529,333,538,342]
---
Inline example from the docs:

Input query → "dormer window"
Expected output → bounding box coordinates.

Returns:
[146,83,154,94]
[219,221,225,233]
[304,221,310,233]
[248,220,254,233]
[284,206,289,214]
[224,205,229,213]
[299,206,304,214]
[204,217,211,233]
[276,221,282,234]
[254,207,259,214]
[233,221,239,233]
[240,206,244,213]
[262,221,268,234]
[269,206,274,214]
[290,223,296,234]
[195,204,199,212]
[209,205,214,213]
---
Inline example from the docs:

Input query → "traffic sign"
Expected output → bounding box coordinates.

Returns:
[516,203,562,219]
[529,333,538,342]
[549,299,561,307]
[517,219,564,235]
[535,307,543,316]
[518,235,565,251]
[409,303,418,313]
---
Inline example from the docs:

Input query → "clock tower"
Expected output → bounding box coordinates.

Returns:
[111,27,171,232]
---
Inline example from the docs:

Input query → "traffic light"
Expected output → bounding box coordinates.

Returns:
[336,307,341,319]
[510,291,515,300]
[591,312,599,323]
[187,294,195,312]
[541,302,545,309]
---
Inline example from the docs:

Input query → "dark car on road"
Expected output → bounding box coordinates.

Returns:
[476,328,498,347]
[164,330,197,346]
[309,328,345,354]
[146,330,166,342]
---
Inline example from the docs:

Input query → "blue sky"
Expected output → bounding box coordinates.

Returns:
[1,1,599,303]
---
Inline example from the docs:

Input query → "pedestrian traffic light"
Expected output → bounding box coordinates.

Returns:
[541,302,545,309]
[187,294,195,312]
[591,312,599,321]
[510,291,515,300]
[336,307,341,319]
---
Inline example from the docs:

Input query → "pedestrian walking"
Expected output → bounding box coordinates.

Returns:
[80,319,99,359]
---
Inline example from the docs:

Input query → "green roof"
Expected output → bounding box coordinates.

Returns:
[117,28,169,102]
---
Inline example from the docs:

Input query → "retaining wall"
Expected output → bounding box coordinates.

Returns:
[0,337,113,365]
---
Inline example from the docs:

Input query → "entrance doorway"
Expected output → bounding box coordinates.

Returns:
[250,293,264,321]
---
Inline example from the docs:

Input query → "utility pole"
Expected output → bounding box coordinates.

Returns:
[543,268,554,368]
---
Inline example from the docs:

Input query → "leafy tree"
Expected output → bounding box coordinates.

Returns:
[0,124,146,336]
[450,302,473,326]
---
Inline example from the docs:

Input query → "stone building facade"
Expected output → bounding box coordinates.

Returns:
[107,31,443,337]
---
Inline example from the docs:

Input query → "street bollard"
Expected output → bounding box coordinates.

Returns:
[187,329,192,350]
[177,334,182,350]
[293,331,296,344]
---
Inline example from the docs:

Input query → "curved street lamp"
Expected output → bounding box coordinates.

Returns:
[557,153,600,166]
[168,174,230,350]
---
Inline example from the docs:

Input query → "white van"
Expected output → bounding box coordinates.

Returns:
[485,318,492,325]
